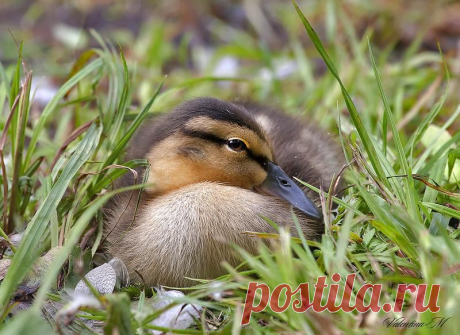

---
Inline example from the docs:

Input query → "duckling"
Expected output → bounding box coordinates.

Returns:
[103,97,344,287]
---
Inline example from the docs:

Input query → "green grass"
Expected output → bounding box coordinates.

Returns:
[1,1,460,334]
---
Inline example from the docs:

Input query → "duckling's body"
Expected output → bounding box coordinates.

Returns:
[104,98,344,287]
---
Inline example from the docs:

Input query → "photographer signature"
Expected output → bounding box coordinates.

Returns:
[383,317,450,328]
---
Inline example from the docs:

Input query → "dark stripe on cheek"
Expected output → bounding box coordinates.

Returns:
[246,150,269,170]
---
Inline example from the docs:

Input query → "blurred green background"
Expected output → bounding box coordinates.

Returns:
[2,0,459,65]
[1,1,458,86]
[0,0,460,134]
[1,0,459,146]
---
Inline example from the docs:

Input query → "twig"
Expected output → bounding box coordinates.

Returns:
[7,71,32,233]
[395,75,442,133]
[0,90,22,232]
[80,224,98,250]
[388,174,460,198]
[48,119,96,173]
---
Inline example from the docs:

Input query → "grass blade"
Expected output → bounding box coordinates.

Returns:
[0,124,101,310]
[24,58,103,170]
[32,183,145,309]
[422,203,460,220]
[293,1,388,187]
[368,40,420,221]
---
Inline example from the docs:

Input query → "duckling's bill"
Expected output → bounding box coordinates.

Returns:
[256,162,323,221]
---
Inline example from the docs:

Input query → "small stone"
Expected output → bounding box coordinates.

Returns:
[74,258,129,297]
[75,263,116,296]
[150,289,202,334]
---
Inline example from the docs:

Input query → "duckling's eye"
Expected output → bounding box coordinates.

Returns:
[226,138,247,152]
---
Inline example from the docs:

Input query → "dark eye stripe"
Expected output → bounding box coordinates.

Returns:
[246,150,269,170]
[181,129,226,145]
[181,128,269,170]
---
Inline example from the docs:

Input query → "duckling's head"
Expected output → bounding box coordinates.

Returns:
[132,97,322,220]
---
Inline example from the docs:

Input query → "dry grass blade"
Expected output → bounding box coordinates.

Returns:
[0,89,22,150]
[48,118,97,173]
[71,164,138,195]
[7,70,32,234]
[445,263,460,276]
[396,74,442,132]
[0,88,22,233]
[412,174,460,198]
[388,174,460,198]
[64,50,97,99]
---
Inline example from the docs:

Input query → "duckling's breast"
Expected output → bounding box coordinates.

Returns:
[104,182,320,287]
